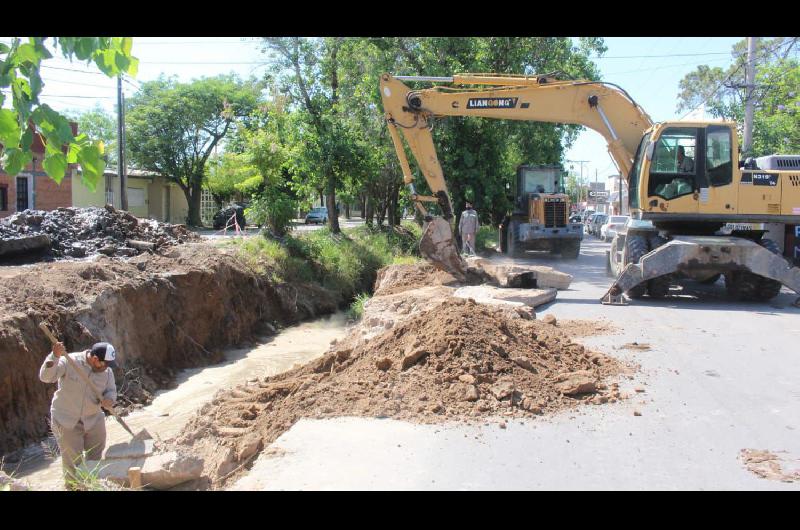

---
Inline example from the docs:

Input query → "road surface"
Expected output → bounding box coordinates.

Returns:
[232,236,800,490]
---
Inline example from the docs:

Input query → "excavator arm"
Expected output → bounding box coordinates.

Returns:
[380,73,652,277]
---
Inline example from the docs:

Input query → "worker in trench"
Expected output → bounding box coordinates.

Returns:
[39,341,118,489]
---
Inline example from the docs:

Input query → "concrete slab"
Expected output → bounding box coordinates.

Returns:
[140,451,204,490]
[78,458,146,485]
[453,285,556,308]
[104,439,155,460]
[466,257,573,290]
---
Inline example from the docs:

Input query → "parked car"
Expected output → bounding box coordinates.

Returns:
[212,204,246,230]
[600,215,630,241]
[590,214,607,237]
[581,210,595,224]
[304,207,328,224]
[569,214,582,224]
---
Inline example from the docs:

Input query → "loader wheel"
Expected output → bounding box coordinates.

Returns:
[646,234,671,299]
[624,234,648,299]
[561,239,580,259]
[754,239,783,301]
[505,220,524,258]
[724,271,760,301]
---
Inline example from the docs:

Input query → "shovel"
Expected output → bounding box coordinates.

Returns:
[38,322,152,441]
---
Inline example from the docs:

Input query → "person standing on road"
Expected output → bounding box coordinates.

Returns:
[39,341,118,489]
[459,201,480,256]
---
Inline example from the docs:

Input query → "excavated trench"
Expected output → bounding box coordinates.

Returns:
[0,242,340,458]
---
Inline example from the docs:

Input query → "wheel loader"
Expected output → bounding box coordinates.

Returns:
[379,73,800,304]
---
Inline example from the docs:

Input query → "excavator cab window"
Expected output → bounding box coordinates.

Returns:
[706,125,733,187]
[648,127,698,201]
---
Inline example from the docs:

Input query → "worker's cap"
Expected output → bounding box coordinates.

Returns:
[90,342,117,368]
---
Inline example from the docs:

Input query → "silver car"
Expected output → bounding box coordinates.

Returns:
[600,215,629,241]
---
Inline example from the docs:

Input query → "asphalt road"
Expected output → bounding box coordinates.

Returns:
[232,236,800,490]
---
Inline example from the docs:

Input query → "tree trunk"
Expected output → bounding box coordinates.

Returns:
[365,194,374,226]
[184,181,204,227]
[326,176,340,233]
[345,203,351,220]
[360,194,366,219]
[387,183,398,228]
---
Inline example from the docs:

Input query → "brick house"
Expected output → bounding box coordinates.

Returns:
[0,123,78,219]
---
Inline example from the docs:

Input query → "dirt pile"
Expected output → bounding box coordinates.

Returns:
[0,242,339,456]
[174,296,627,487]
[740,449,800,482]
[0,205,197,260]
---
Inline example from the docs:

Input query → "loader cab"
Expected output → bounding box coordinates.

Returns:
[515,164,564,197]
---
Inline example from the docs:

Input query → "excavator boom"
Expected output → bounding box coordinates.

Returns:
[380,72,652,276]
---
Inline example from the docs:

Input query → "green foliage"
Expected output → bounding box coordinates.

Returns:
[476,225,499,252]
[246,191,295,236]
[234,237,314,284]
[677,38,800,156]
[65,104,117,165]
[126,75,261,225]
[0,37,137,189]
[347,292,371,320]
[235,223,416,305]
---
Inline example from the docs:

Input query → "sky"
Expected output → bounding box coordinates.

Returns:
[1,36,744,187]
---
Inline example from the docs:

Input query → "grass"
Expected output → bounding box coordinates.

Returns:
[233,222,421,306]
[347,292,371,321]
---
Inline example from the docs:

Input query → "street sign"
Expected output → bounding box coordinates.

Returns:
[589,191,609,198]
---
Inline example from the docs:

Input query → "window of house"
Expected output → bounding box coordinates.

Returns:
[648,127,698,201]
[706,126,733,187]
[0,185,7,211]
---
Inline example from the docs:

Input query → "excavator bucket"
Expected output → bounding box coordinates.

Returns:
[419,217,468,281]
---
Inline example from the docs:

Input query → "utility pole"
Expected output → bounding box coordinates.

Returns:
[742,36,758,156]
[567,160,590,208]
[117,75,128,211]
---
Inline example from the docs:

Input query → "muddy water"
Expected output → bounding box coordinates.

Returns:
[10,312,350,490]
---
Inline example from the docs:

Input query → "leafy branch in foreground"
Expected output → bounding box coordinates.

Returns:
[0,37,138,190]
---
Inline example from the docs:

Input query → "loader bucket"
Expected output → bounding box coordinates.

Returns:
[419,217,468,281]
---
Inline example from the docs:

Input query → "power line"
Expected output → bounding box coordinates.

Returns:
[591,51,735,60]
[678,38,794,120]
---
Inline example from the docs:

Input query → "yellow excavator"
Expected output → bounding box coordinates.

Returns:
[380,72,800,304]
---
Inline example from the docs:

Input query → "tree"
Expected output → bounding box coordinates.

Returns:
[125,75,261,226]
[0,37,137,189]
[66,104,117,166]
[262,37,361,233]
[677,37,799,156]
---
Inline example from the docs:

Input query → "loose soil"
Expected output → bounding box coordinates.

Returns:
[172,263,629,488]
[740,449,800,482]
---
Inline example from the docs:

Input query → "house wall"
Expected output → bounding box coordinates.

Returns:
[125,177,150,219]
[0,166,74,218]
[71,169,107,208]
[169,184,189,224]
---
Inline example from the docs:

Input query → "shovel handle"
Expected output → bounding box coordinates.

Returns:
[39,322,136,438]
[39,322,104,402]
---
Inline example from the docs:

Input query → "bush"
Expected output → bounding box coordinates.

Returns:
[476,225,499,253]
[347,292,370,320]
[236,223,420,305]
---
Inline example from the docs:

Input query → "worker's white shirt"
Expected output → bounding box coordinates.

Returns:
[678,156,695,173]
[459,209,479,235]
[39,351,117,431]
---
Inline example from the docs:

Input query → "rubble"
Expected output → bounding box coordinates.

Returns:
[0,205,197,261]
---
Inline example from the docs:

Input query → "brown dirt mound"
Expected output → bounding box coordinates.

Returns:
[173,297,628,488]
[373,263,459,296]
